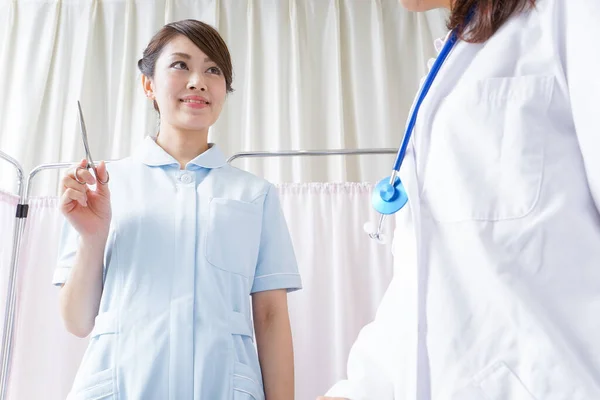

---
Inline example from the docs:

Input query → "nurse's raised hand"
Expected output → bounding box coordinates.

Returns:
[60,159,111,240]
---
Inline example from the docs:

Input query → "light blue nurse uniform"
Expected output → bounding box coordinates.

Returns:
[53,136,302,400]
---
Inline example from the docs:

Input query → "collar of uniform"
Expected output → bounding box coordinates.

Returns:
[189,143,227,169]
[134,136,227,169]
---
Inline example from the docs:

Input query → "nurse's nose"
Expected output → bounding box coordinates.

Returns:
[187,75,207,91]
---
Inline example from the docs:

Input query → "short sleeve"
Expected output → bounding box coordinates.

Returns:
[52,217,80,286]
[251,184,302,294]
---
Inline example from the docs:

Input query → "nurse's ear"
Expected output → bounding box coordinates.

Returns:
[141,74,154,98]
[141,74,159,114]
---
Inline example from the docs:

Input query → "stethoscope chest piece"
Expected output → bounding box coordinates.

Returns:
[372,175,408,215]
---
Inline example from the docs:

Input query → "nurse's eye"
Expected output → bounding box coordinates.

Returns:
[171,61,188,70]
[207,66,222,75]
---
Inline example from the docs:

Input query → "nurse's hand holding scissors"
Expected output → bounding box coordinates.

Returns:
[58,157,111,337]
[60,101,111,240]
[59,158,111,239]
[57,103,112,338]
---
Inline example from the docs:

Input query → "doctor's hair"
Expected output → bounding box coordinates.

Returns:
[137,19,234,114]
[449,0,536,43]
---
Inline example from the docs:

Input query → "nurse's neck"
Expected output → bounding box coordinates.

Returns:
[430,0,452,9]
[155,124,210,170]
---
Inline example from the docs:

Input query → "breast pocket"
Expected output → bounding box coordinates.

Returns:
[422,75,554,222]
[205,198,262,277]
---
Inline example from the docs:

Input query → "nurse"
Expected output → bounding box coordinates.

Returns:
[320,0,600,399]
[54,19,301,400]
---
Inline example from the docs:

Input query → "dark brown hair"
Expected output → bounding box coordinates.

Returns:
[138,19,234,112]
[449,0,536,43]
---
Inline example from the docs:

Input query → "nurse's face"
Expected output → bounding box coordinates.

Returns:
[143,34,227,134]
[398,0,452,11]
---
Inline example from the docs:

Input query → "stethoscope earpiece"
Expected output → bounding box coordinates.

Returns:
[363,222,390,245]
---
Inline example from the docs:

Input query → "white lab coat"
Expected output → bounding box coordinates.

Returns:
[326,0,600,398]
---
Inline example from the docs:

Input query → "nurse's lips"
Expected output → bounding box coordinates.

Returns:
[180,95,210,109]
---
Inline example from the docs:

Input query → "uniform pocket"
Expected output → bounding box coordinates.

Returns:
[233,361,264,400]
[205,198,262,277]
[68,368,115,400]
[422,75,554,222]
[452,361,537,400]
[69,312,118,399]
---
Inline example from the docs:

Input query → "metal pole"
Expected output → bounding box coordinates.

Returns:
[226,148,396,163]
[0,151,25,400]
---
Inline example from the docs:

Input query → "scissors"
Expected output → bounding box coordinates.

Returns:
[74,101,109,185]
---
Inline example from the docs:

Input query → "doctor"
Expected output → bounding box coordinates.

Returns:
[320,0,600,399]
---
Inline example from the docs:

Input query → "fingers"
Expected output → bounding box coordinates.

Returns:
[94,161,110,189]
[62,159,95,189]
[61,187,87,208]
[60,159,110,198]
[75,158,88,171]
[63,171,90,193]
[96,160,107,181]
[61,159,98,194]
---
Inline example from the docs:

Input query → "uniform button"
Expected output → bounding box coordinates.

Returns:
[180,173,192,184]
[427,58,435,71]
[434,37,445,53]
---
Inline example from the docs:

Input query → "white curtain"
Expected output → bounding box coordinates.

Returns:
[4,196,88,400]
[0,0,446,194]
[282,183,395,400]
[3,183,394,400]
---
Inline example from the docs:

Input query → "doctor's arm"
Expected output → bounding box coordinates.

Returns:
[562,0,600,210]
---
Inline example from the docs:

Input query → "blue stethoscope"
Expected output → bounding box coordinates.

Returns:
[366,28,460,243]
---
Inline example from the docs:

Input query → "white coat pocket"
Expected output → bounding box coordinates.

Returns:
[205,198,262,277]
[422,75,554,222]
